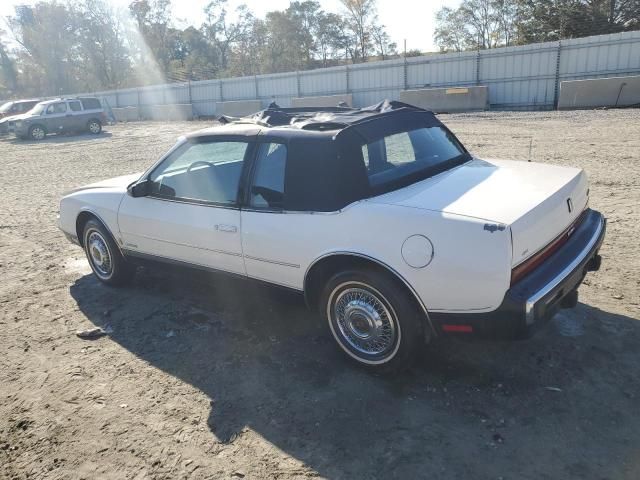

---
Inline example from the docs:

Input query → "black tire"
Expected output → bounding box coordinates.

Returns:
[320,268,424,372]
[82,219,134,286]
[28,125,46,141]
[87,119,102,135]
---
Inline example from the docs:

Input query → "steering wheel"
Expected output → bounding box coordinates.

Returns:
[187,160,214,173]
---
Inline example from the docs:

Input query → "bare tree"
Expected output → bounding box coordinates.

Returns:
[434,7,472,52]
[203,0,254,72]
[0,29,18,95]
[74,0,132,90]
[371,24,396,60]
[340,0,377,62]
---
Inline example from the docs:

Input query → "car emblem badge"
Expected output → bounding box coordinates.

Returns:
[567,198,573,213]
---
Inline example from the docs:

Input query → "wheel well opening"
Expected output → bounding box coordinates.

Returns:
[305,254,435,340]
[304,254,419,311]
[76,211,98,247]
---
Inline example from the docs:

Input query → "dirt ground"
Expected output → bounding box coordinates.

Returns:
[1,110,639,480]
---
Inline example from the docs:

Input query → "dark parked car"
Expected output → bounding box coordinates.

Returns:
[0,99,41,134]
[0,99,40,119]
[12,97,108,140]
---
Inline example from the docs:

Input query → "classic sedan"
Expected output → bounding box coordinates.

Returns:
[58,101,605,371]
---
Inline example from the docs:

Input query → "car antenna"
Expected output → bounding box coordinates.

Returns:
[528,137,533,162]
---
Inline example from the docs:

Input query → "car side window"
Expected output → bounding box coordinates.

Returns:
[249,143,287,210]
[148,141,248,205]
[46,103,67,115]
[69,101,82,112]
[80,98,101,110]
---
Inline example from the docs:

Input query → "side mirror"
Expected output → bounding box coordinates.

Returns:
[128,179,150,198]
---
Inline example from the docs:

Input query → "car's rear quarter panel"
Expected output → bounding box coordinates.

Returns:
[243,201,512,313]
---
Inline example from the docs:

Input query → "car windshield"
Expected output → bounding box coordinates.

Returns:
[29,103,46,115]
[361,126,469,190]
[0,102,12,113]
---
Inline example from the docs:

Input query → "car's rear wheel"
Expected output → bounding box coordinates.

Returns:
[82,219,134,286]
[29,125,46,141]
[320,268,424,372]
[87,119,102,134]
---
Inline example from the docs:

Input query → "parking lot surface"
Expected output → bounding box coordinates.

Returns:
[1,110,639,479]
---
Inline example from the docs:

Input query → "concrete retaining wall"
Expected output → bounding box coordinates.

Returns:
[399,86,489,112]
[291,94,353,108]
[558,75,640,109]
[215,100,262,117]
[140,104,194,121]
[112,107,139,122]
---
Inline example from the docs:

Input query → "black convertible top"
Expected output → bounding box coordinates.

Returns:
[217,100,442,134]
[192,101,466,212]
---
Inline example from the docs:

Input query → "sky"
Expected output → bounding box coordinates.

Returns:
[1,0,461,52]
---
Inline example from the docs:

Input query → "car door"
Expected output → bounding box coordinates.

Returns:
[43,102,69,133]
[118,138,251,276]
[67,100,85,131]
[240,141,305,289]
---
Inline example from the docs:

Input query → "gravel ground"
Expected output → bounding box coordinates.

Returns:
[0,110,639,480]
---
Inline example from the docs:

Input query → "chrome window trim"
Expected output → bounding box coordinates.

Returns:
[144,194,241,211]
[525,216,604,325]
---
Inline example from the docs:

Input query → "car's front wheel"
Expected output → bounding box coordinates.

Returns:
[28,125,46,141]
[87,119,102,134]
[321,268,424,372]
[82,219,134,286]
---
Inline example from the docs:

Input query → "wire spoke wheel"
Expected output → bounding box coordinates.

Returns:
[86,230,113,279]
[328,282,401,364]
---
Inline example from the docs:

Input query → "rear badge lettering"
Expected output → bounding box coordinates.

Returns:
[484,223,506,233]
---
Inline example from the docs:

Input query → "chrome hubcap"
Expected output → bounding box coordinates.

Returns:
[87,231,112,277]
[32,128,44,140]
[333,287,396,356]
[89,122,100,133]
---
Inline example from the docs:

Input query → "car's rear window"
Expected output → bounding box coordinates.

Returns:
[80,98,101,110]
[361,126,468,189]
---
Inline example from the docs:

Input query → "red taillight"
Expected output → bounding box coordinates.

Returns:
[442,324,473,333]
[511,210,587,285]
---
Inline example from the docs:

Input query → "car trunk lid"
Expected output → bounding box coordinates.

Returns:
[369,158,589,267]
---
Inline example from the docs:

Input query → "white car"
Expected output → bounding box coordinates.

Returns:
[58,101,605,371]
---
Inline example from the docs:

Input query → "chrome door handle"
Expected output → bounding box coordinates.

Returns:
[215,224,237,233]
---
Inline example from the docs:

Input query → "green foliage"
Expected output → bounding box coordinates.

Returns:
[434,0,640,52]
[0,0,400,97]
[2,0,636,98]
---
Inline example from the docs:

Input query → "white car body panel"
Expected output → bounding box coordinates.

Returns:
[241,203,511,311]
[371,158,588,266]
[58,157,586,315]
[118,195,245,275]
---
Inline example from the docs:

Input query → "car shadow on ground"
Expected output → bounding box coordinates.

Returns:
[70,265,640,479]
[5,131,113,145]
